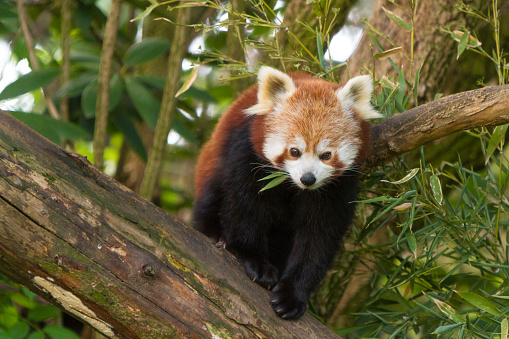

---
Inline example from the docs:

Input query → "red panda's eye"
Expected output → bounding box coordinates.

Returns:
[320,152,331,161]
[290,148,301,158]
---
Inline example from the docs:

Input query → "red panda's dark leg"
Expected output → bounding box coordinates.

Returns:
[192,180,223,241]
[220,195,280,290]
[270,178,357,319]
[270,227,342,319]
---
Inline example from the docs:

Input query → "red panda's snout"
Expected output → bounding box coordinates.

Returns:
[281,140,357,190]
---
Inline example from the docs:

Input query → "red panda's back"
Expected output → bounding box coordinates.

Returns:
[194,86,258,199]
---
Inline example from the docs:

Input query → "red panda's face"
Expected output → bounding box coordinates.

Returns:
[262,88,362,189]
[246,67,382,190]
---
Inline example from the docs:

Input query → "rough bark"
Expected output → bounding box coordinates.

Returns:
[366,84,509,168]
[1,83,508,336]
[0,110,338,338]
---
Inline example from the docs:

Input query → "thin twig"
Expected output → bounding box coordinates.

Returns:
[16,0,60,119]
[59,0,73,122]
[227,0,249,96]
[93,0,123,170]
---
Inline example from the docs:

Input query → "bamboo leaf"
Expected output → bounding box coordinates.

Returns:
[430,175,443,205]
[451,30,481,48]
[407,232,416,255]
[382,7,411,31]
[259,172,288,181]
[259,175,288,192]
[381,168,419,184]
[429,295,466,323]
[485,124,508,164]
[457,30,470,59]
[433,323,463,335]
[175,66,200,98]
[316,30,325,71]
[374,47,402,60]
[455,291,503,317]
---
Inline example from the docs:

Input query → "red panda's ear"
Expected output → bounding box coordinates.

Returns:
[245,67,296,115]
[336,75,383,120]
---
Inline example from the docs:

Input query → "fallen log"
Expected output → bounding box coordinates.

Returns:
[0,110,337,338]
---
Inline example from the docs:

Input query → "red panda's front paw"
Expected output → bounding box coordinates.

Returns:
[242,258,279,290]
[270,281,307,320]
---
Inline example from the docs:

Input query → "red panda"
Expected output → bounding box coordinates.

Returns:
[193,67,381,319]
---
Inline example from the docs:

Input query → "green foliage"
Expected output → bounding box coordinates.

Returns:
[0,68,59,101]
[0,275,80,339]
[313,2,509,337]
[9,112,90,145]
[123,38,171,66]
[258,172,290,192]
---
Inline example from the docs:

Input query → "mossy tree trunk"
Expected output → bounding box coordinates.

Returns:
[0,110,338,338]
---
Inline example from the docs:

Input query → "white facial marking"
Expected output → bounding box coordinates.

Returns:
[316,139,330,154]
[294,136,306,153]
[263,133,287,164]
[337,141,359,168]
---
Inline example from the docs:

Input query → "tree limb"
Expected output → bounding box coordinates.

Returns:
[366,84,509,168]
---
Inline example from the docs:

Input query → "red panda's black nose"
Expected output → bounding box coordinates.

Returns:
[300,173,316,186]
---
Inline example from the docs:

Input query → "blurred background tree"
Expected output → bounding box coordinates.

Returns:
[0,0,508,337]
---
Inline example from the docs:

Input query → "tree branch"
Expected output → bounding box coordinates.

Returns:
[227,0,249,96]
[366,84,509,168]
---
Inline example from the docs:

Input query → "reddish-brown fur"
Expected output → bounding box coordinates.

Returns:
[194,86,257,199]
